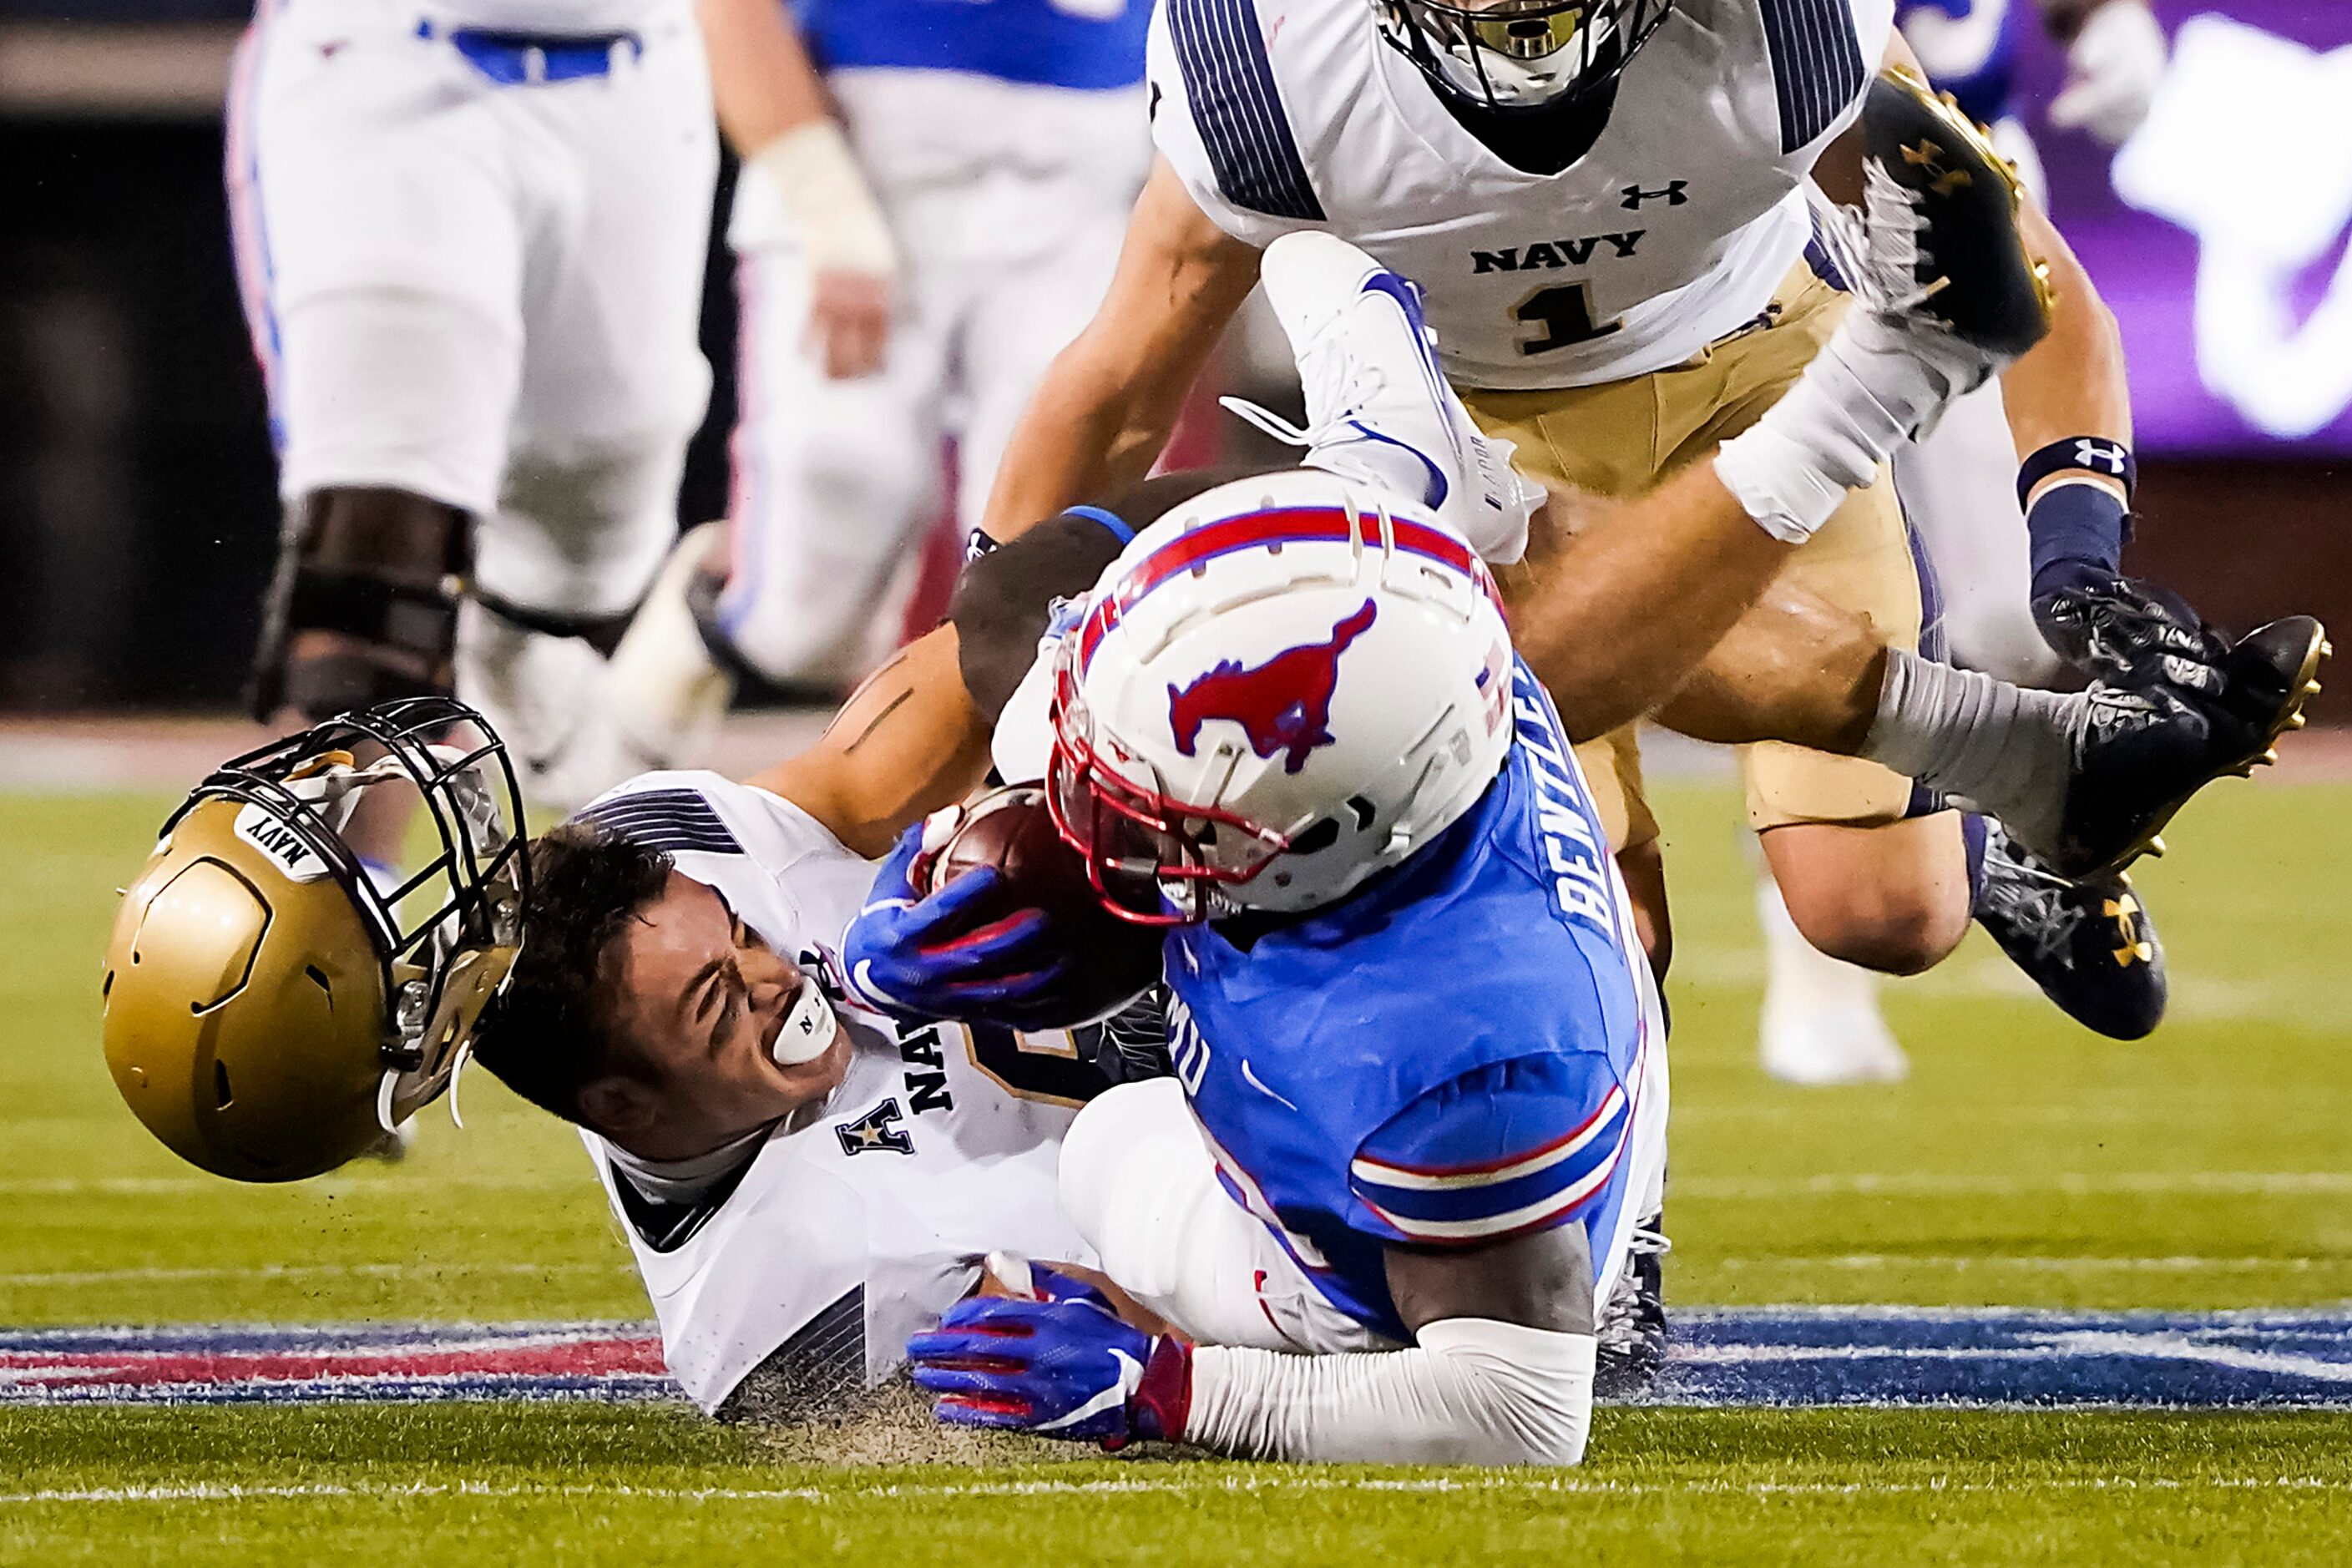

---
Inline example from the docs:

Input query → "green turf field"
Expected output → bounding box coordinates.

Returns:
[3,776,2348,1562]
[4,1405,2351,1567]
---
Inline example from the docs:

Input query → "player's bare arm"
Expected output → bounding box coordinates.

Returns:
[976,157,1261,540]
[746,630,993,858]
[698,0,896,378]
[1823,31,2147,674]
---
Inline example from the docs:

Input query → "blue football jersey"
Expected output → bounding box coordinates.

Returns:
[1161,660,1664,1342]
[791,0,1149,91]
[1899,0,2032,126]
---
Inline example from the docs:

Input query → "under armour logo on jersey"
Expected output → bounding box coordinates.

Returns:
[2075,439,2130,476]
[837,1098,913,1156]
[1621,181,1689,210]
[1166,599,1377,774]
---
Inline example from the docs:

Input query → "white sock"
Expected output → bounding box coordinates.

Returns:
[1713,318,1920,544]
[1859,650,2083,852]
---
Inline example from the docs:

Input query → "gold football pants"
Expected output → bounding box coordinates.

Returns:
[1464,264,1929,852]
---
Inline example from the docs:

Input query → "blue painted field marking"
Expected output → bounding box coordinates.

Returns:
[1646,1308,2352,1409]
[3,1311,2348,1408]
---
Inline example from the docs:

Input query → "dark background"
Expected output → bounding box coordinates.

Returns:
[1,26,2343,717]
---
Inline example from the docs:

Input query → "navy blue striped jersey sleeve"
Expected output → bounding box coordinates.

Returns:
[1348,1054,1632,1247]
[573,787,741,857]
[1759,0,1871,151]
[1161,0,1323,221]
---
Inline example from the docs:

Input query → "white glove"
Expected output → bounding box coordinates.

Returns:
[2050,2,2167,145]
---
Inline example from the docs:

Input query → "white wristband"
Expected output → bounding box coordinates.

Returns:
[746,119,898,279]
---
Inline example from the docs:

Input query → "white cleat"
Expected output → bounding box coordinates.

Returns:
[1757,877,1910,1087]
[1241,230,1541,562]
[1761,993,1911,1086]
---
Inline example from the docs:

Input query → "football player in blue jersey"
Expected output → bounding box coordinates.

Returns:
[855,93,2324,1463]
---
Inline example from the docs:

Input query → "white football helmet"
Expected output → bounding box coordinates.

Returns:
[1047,469,1515,923]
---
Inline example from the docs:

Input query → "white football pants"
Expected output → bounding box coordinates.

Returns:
[230,0,716,622]
[711,68,1146,684]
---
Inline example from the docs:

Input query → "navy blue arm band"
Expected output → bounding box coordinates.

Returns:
[2016,437,2137,508]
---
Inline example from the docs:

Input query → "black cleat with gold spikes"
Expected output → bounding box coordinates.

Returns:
[1864,67,2055,358]
[2055,617,2329,881]
[1975,821,2166,1040]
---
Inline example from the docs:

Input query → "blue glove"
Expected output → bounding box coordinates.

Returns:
[907,1292,1193,1449]
[842,823,1071,1022]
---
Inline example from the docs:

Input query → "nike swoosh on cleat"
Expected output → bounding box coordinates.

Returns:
[1356,271,1466,470]
[1342,421,1449,509]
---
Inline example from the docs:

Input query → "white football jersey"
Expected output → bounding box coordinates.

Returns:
[427,0,690,32]
[1148,0,1894,389]
[570,772,1097,1414]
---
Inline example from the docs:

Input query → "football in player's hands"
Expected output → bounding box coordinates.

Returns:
[922,786,1166,1028]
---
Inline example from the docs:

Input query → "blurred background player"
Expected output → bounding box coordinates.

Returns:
[230,0,722,862]
[580,0,1154,790]
[1759,0,2172,1085]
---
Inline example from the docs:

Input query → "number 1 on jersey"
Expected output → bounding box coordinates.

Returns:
[1513,282,1621,356]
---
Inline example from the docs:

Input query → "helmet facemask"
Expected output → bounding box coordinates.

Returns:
[1046,638,1292,927]
[183,695,529,1130]
[1376,0,1672,112]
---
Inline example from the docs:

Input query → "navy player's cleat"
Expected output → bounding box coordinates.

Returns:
[1862,67,2055,360]
[2054,617,2329,880]
[1234,230,1541,560]
[1593,1216,1670,1399]
[2214,617,2330,767]
[1974,822,2166,1040]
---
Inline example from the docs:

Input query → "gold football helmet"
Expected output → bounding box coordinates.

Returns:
[100,698,527,1181]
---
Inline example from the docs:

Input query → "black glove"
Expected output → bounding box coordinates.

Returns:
[2033,569,2228,700]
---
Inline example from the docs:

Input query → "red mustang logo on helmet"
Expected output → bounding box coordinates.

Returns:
[1166,599,1378,775]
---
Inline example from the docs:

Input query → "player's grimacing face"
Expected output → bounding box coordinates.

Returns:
[604,873,848,1156]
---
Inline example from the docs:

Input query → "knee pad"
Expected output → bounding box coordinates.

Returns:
[249,488,471,723]
[478,444,688,627]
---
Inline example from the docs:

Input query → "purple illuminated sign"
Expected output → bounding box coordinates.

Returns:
[2010,3,2352,453]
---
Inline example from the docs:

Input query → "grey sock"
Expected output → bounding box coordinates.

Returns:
[1859,650,2086,855]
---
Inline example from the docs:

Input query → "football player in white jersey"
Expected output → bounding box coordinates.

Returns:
[575,0,1154,787]
[228,0,721,848]
[463,611,1176,1415]
[973,0,2205,1048]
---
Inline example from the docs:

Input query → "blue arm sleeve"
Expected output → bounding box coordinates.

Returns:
[1348,1054,1631,1247]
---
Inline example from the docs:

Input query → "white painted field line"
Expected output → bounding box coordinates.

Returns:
[1715,1255,2339,1274]
[3,1474,2349,1508]
[0,1262,635,1287]
[1674,1172,2352,1200]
